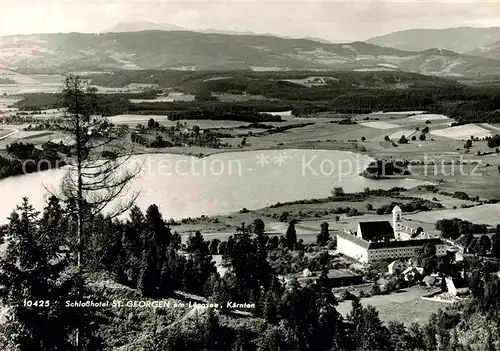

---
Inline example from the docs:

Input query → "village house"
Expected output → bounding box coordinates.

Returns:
[336,206,447,264]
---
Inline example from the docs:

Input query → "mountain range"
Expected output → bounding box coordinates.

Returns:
[103,21,277,38]
[104,21,185,33]
[366,27,500,57]
[1,28,500,76]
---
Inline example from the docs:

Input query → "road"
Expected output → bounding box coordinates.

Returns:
[0,128,18,141]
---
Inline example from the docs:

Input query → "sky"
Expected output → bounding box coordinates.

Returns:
[1,0,499,42]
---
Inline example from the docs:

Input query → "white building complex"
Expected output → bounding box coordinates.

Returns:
[336,206,446,263]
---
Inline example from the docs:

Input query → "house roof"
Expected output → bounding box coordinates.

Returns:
[368,238,444,250]
[338,232,445,251]
[337,232,371,250]
[358,221,395,242]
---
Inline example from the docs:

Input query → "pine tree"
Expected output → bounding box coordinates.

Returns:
[138,247,158,298]
[316,222,330,246]
[0,199,72,350]
[56,76,140,348]
[285,221,297,250]
[252,218,265,236]
[210,273,237,314]
[145,204,171,253]
[257,325,289,351]
[408,322,425,350]
[185,231,216,296]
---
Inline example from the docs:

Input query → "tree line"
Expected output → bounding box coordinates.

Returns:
[0,141,65,179]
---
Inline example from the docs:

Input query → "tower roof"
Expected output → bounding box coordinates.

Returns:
[392,205,402,214]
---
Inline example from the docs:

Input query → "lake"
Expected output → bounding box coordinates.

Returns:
[0,150,431,224]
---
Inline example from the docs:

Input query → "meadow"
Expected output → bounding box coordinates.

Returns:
[406,203,500,226]
[0,129,16,140]
[336,286,447,325]
[430,124,493,140]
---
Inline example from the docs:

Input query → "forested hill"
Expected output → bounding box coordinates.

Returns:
[367,27,500,54]
[11,70,500,124]
[87,70,461,90]
[3,30,500,76]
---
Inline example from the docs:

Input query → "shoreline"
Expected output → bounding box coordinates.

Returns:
[0,146,432,227]
[128,141,362,158]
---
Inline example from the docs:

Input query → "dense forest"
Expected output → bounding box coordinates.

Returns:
[86,70,461,90]
[12,70,500,124]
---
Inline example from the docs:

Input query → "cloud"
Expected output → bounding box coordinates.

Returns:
[1,0,498,41]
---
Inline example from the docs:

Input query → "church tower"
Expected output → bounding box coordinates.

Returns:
[392,205,402,239]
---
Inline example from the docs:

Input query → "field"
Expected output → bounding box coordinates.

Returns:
[108,114,172,126]
[3,73,500,201]
[371,111,425,115]
[404,190,477,208]
[336,286,447,325]
[0,128,16,140]
[261,110,293,117]
[171,186,487,244]
[5,104,500,198]
[360,121,400,129]
[280,76,331,87]
[480,123,500,132]
[0,73,157,95]
[406,203,500,226]
[408,114,450,121]
[389,129,416,139]
[430,124,493,140]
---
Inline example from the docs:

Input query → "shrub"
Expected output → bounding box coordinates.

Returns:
[279,211,290,222]
[487,134,500,148]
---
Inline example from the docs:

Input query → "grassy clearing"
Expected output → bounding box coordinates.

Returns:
[408,114,450,121]
[360,121,401,129]
[108,115,252,129]
[480,123,500,132]
[404,191,477,209]
[430,124,493,140]
[406,203,500,226]
[108,114,171,125]
[261,110,293,117]
[371,111,425,115]
[336,286,447,325]
[0,129,15,139]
